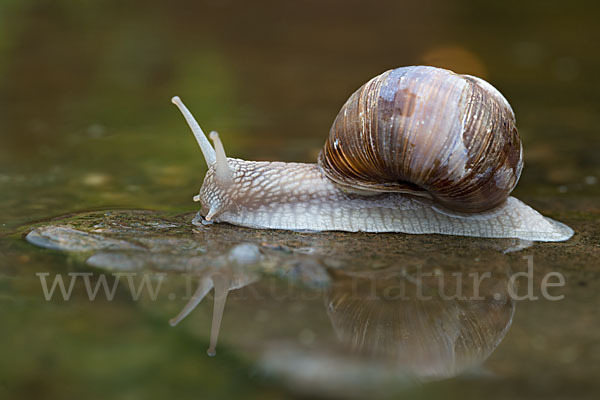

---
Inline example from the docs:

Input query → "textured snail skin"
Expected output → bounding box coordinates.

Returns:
[198,159,573,242]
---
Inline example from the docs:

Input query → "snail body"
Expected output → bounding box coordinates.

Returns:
[172,66,573,242]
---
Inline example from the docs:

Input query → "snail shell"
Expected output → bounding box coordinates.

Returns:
[319,66,523,212]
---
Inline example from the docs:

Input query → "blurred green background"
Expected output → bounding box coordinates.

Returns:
[0,0,599,399]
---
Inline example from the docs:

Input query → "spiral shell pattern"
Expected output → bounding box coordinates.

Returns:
[318,66,523,212]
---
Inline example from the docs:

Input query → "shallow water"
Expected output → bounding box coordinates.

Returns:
[1,0,599,399]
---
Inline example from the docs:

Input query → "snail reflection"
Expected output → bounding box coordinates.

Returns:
[24,209,519,372]
[325,266,515,379]
[172,252,514,379]
[168,243,260,356]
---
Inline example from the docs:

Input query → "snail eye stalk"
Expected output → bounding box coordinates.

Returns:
[171,96,217,166]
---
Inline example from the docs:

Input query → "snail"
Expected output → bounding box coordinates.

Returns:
[172,66,573,242]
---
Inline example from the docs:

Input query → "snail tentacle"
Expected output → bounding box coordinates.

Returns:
[172,96,217,166]
[168,273,233,357]
[169,276,214,326]
[205,203,221,222]
[207,274,231,357]
[200,132,235,222]
[209,131,233,183]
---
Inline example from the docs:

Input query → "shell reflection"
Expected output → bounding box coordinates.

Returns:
[325,267,514,379]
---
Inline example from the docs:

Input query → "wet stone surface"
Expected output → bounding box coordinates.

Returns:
[16,209,600,398]
[23,209,543,276]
